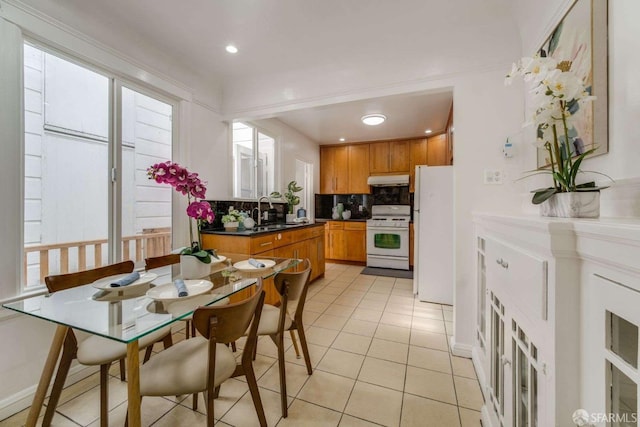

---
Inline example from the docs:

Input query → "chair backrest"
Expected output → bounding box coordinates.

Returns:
[144,253,180,271]
[192,283,265,345]
[45,260,135,293]
[274,259,312,320]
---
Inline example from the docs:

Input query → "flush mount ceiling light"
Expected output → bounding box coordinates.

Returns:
[361,114,386,126]
[225,45,238,54]
[425,129,432,134]
[339,138,345,142]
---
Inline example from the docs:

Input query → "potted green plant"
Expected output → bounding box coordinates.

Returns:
[271,181,303,223]
[221,209,243,231]
[506,56,610,217]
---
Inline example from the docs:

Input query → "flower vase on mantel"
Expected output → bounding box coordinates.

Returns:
[180,254,211,279]
[539,192,600,218]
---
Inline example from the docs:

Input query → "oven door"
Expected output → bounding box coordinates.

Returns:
[366,226,409,258]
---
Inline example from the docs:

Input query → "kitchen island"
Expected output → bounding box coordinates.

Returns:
[202,222,325,304]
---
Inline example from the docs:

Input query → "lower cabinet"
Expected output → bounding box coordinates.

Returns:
[324,221,366,263]
[474,214,574,427]
[474,213,640,427]
[201,224,325,305]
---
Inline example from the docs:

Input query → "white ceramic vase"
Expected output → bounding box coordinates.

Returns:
[180,255,211,279]
[539,191,600,218]
[286,213,296,224]
[223,221,239,231]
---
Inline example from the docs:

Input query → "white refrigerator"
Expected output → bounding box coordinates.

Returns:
[413,165,454,305]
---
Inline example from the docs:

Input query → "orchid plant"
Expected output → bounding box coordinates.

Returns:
[147,161,218,263]
[506,56,609,204]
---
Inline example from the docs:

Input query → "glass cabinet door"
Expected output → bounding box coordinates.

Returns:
[511,320,539,427]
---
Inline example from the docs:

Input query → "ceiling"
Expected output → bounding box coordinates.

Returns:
[15,0,517,145]
[274,89,453,145]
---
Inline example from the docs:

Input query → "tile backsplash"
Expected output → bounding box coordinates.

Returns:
[202,200,288,230]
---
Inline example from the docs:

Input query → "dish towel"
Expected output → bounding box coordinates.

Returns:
[174,279,189,297]
[110,272,140,287]
[248,258,266,268]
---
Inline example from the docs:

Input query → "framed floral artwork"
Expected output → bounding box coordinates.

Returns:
[536,0,608,168]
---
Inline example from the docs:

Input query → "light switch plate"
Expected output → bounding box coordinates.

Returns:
[484,169,504,185]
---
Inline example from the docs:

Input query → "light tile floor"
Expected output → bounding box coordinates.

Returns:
[1,263,483,427]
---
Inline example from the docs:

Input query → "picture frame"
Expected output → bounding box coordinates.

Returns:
[536,0,608,168]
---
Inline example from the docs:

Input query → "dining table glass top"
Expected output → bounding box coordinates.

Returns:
[2,254,299,343]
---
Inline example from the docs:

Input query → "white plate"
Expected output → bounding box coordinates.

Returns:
[233,259,276,272]
[145,279,213,301]
[92,272,158,291]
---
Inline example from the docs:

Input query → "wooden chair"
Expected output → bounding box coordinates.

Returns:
[254,259,313,418]
[144,253,232,411]
[43,261,173,427]
[135,284,267,427]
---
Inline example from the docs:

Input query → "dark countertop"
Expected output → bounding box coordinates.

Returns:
[201,221,323,237]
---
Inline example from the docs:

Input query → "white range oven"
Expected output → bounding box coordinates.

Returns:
[366,205,411,270]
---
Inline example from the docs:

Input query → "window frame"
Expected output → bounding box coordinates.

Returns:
[18,38,181,293]
[231,120,280,201]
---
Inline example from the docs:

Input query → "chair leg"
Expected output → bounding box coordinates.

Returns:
[289,330,301,359]
[99,364,110,427]
[191,320,196,338]
[295,325,313,375]
[243,358,267,427]
[205,387,215,427]
[231,341,237,352]
[42,333,76,427]
[163,332,173,349]
[143,345,154,363]
[276,333,288,418]
[119,358,126,381]
[192,392,199,410]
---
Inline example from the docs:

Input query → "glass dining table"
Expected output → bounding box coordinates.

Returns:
[2,254,299,427]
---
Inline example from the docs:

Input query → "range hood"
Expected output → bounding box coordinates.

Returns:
[367,174,410,186]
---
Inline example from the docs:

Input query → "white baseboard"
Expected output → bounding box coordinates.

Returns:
[0,364,98,421]
[449,336,473,357]
[481,405,497,427]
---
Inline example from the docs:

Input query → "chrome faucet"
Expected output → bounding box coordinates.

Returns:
[257,196,273,226]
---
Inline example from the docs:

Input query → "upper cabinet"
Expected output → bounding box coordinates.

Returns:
[369,141,410,174]
[320,145,349,194]
[320,144,369,194]
[426,134,449,166]
[348,144,370,193]
[409,138,428,192]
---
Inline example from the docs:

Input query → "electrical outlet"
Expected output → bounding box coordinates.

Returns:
[484,169,504,185]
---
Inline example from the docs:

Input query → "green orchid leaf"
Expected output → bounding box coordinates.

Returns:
[532,187,558,205]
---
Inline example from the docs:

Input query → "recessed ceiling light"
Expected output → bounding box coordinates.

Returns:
[225,45,238,54]
[425,129,432,134]
[361,114,386,126]
[339,138,345,142]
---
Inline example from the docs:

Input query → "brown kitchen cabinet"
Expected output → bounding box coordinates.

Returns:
[409,138,428,192]
[427,134,449,166]
[369,141,410,174]
[320,144,369,194]
[325,221,366,263]
[409,222,414,267]
[348,144,370,193]
[201,224,325,304]
[320,145,349,193]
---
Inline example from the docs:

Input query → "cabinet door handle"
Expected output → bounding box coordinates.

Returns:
[260,241,273,247]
